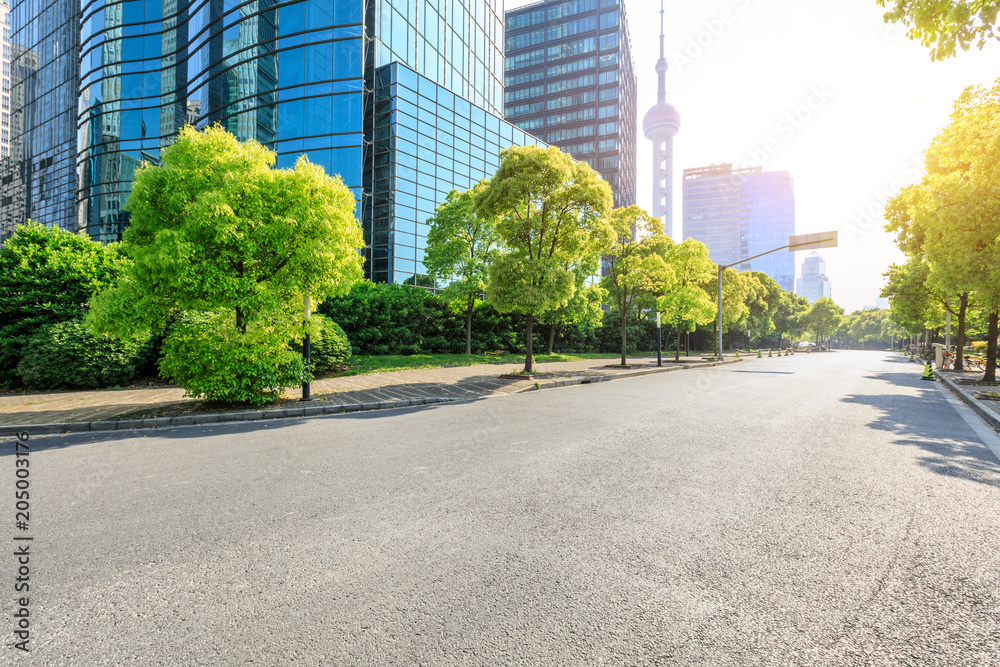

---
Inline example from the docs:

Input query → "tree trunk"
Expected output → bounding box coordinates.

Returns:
[620,312,627,366]
[465,295,474,356]
[236,307,247,334]
[984,311,998,383]
[524,313,534,373]
[954,293,968,371]
[547,323,556,356]
[713,321,719,358]
[675,326,682,362]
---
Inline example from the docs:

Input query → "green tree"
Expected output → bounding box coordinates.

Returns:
[0,221,130,386]
[478,145,614,373]
[600,206,673,366]
[773,291,810,347]
[424,182,501,355]
[802,297,845,345]
[884,80,1000,378]
[877,0,999,60]
[540,261,606,355]
[90,125,364,404]
[658,239,716,361]
[713,268,752,353]
[746,272,782,345]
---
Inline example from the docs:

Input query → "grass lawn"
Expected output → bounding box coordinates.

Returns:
[330,352,642,377]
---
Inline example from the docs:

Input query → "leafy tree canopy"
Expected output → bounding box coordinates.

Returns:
[90,124,363,339]
[89,125,364,403]
[478,145,614,371]
[600,206,674,365]
[424,182,501,354]
[877,0,1000,60]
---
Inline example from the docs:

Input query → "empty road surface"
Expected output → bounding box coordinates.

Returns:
[4,351,1000,665]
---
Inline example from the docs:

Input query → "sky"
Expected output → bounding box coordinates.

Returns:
[506,0,999,313]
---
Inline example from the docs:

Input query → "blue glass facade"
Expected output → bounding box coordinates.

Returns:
[683,163,796,291]
[374,0,503,117]
[0,0,79,242]
[67,0,520,285]
[77,0,366,243]
[743,171,795,292]
[367,62,542,285]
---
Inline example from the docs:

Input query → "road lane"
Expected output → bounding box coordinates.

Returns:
[8,351,1000,664]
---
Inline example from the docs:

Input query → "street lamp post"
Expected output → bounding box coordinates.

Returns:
[716,232,838,360]
[656,311,662,367]
[301,294,312,402]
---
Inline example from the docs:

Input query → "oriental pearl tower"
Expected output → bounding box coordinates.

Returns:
[642,0,681,239]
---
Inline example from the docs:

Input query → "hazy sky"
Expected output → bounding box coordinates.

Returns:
[506,0,999,312]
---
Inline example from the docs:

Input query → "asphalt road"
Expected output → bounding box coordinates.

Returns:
[5,351,1000,665]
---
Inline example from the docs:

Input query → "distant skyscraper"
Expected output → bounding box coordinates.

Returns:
[503,0,637,208]
[797,252,832,303]
[0,0,78,242]
[0,0,10,162]
[642,0,680,238]
[682,163,796,291]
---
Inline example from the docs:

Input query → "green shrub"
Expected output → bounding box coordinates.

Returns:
[16,320,152,390]
[159,311,307,405]
[0,221,129,387]
[293,314,351,374]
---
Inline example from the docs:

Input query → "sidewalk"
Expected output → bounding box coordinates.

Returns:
[934,368,1000,431]
[0,353,767,431]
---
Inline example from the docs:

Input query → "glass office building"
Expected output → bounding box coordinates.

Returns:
[1,0,11,162]
[0,0,79,242]
[71,0,515,284]
[683,163,796,291]
[77,0,366,243]
[742,171,795,292]
[503,0,636,208]
[368,62,542,285]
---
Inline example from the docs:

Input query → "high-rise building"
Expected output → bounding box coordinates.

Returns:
[503,0,637,208]
[70,0,529,286]
[682,163,796,291]
[0,0,79,242]
[0,0,11,163]
[797,252,832,303]
[641,0,679,238]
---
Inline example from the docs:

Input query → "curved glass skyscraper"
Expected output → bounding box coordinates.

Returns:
[71,0,511,286]
[77,0,366,243]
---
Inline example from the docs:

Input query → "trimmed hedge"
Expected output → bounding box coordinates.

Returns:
[17,320,153,390]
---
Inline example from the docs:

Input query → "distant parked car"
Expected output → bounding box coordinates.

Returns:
[795,341,822,351]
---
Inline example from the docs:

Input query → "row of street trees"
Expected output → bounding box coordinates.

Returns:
[882,79,999,379]
[0,126,848,402]
[425,145,845,372]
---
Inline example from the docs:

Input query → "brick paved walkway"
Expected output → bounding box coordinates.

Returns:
[0,354,758,426]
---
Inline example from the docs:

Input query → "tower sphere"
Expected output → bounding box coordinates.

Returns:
[642,102,680,137]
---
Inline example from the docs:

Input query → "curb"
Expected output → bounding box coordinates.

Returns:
[4,396,454,437]
[935,371,1000,432]
[516,357,746,394]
